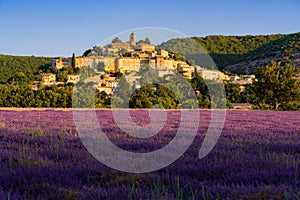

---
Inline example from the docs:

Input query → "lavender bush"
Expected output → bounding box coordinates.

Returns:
[0,109,299,199]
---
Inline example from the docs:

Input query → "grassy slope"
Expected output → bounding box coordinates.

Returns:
[159,32,300,74]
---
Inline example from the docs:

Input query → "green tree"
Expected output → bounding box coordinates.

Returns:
[57,68,68,82]
[73,82,95,108]
[252,60,300,110]
[82,49,92,57]
[71,53,76,69]
[225,82,241,103]
[112,78,133,108]
[110,71,123,79]
[145,37,151,44]
[0,85,9,107]
[79,66,97,81]
[95,91,110,108]
[112,37,122,43]
[91,46,104,56]
[19,84,35,107]
[14,72,27,84]
[119,48,131,57]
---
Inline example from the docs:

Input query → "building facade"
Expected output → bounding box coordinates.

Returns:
[41,73,56,85]
[115,57,141,73]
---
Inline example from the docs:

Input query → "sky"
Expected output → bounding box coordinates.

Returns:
[0,0,299,57]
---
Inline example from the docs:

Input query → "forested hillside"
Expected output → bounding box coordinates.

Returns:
[159,32,300,73]
[0,54,52,83]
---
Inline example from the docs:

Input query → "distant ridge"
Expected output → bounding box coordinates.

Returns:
[159,32,300,74]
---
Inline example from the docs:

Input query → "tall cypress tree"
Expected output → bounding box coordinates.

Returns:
[71,53,76,69]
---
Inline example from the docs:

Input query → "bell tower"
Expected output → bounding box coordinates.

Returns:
[129,32,136,48]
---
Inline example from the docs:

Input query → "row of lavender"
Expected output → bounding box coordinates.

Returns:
[0,109,299,199]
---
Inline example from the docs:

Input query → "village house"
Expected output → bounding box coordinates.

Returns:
[105,77,119,89]
[229,75,239,82]
[96,85,113,94]
[41,73,56,85]
[194,67,218,80]
[137,52,151,59]
[241,75,255,84]
[157,49,169,58]
[219,73,230,81]
[51,57,72,69]
[67,75,80,84]
[96,77,120,94]
[156,56,174,70]
[111,42,131,50]
[231,103,253,110]
[194,66,231,81]
[136,43,156,52]
[230,74,255,85]
[176,62,194,79]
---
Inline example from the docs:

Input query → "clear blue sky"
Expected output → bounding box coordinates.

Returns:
[0,0,299,57]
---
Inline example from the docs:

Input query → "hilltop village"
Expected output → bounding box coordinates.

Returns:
[1,32,298,110]
[43,33,254,95]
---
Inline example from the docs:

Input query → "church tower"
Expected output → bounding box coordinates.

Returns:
[129,32,136,48]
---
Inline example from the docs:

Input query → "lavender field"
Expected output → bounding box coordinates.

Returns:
[0,109,299,199]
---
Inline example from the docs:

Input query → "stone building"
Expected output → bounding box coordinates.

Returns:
[219,72,230,81]
[230,74,255,85]
[176,62,194,79]
[75,57,94,68]
[111,42,131,50]
[232,103,253,110]
[195,67,220,80]
[41,73,56,85]
[158,49,169,58]
[136,43,156,52]
[115,57,141,73]
[99,57,116,72]
[67,75,80,84]
[96,77,119,94]
[51,57,71,69]
[156,57,174,70]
